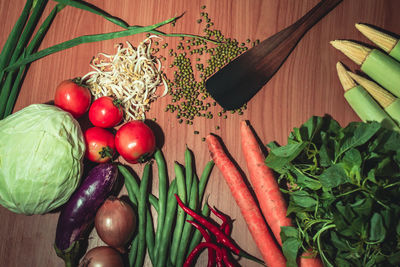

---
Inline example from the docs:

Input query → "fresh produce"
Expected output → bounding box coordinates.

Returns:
[84,127,116,163]
[330,40,400,98]
[176,194,264,266]
[241,120,323,267]
[95,197,136,252]
[186,220,216,267]
[161,6,253,125]
[118,147,215,267]
[184,242,225,267]
[83,38,167,121]
[54,78,92,118]
[115,120,156,164]
[206,134,286,267]
[170,162,187,265]
[355,23,400,62]
[88,96,123,128]
[348,71,400,127]
[0,104,85,214]
[335,62,399,131]
[79,246,124,267]
[240,120,292,245]
[0,0,186,120]
[54,163,118,267]
[265,115,400,267]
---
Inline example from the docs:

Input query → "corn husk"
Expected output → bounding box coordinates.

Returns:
[348,71,400,127]
[331,40,400,98]
[336,62,400,131]
[361,49,400,98]
[355,23,400,62]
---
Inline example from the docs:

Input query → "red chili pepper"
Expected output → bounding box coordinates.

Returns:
[221,247,236,267]
[208,204,232,235]
[175,194,240,255]
[187,220,216,267]
[183,242,223,267]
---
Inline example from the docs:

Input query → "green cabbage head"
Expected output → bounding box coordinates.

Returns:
[0,104,85,215]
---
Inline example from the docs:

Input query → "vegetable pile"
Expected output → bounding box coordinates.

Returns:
[0,0,187,121]
[331,24,400,131]
[118,147,218,267]
[265,115,400,267]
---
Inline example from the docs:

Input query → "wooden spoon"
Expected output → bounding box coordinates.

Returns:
[205,0,343,110]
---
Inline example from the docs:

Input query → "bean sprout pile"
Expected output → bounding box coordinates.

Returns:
[82,36,168,121]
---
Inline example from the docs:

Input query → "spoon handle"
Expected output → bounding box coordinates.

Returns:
[291,0,343,39]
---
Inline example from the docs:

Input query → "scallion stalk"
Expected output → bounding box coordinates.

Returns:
[0,0,48,118]
[3,16,178,73]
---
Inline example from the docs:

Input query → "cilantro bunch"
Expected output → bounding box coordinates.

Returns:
[265,115,400,267]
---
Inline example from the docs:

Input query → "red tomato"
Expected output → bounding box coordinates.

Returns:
[84,127,116,163]
[54,79,91,118]
[115,121,156,164]
[89,96,124,128]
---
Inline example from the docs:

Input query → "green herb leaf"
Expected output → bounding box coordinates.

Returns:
[369,212,386,242]
[319,164,348,189]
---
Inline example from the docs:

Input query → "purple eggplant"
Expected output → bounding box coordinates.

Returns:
[54,163,118,267]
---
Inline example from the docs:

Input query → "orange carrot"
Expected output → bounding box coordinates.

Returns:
[298,250,324,267]
[206,134,286,267]
[241,121,324,267]
[240,120,292,245]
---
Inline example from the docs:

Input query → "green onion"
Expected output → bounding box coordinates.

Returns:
[1,0,217,120]
[4,17,177,72]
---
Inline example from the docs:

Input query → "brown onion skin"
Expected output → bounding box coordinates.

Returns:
[79,246,124,267]
[95,196,136,252]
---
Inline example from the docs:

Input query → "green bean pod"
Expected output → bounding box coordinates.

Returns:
[198,160,214,202]
[128,235,139,266]
[134,163,151,267]
[156,179,177,267]
[154,149,168,257]
[176,176,199,267]
[185,146,194,200]
[170,162,187,265]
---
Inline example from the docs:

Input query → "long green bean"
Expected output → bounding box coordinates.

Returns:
[118,165,140,201]
[154,149,168,259]
[128,235,139,266]
[176,176,199,267]
[170,162,187,265]
[146,207,156,265]
[135,162,151,267]
[198,160,214,202]
[184,146,193,202]
[156,179,177,267]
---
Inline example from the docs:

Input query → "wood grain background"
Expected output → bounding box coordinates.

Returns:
[1,0,399,266]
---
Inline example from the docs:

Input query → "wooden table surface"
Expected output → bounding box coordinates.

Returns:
[1,0,399,266]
